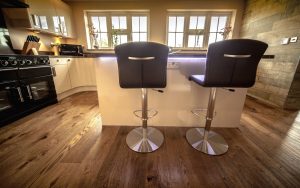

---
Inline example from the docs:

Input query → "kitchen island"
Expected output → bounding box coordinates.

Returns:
[94,56,247,127]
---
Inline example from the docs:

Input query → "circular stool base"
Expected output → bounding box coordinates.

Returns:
[126,127,164,153]
[186,128,228,155]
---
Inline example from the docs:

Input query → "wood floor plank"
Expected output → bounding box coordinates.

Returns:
[0,92,300,188]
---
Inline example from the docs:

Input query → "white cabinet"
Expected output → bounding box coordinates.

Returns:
[68,58,96,88]
[51,58,72,94]
[50,57,96,96]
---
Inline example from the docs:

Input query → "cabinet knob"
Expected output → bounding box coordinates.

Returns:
[56,59,59,62]
[67,59,71,61]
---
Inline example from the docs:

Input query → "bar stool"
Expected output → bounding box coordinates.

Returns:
[187,39,268,156]
[114,42,169,153]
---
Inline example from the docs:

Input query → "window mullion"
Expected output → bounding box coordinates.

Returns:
[138,16,141,41]
[174,17,177,48]
[203,14,211,49]
[127,15,132,42]
[183,15,189,48]
[107,15,113,48]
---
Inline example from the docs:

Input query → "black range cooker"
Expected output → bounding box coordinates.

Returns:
[0,55,57,126]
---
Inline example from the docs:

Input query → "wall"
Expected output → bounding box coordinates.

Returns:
[240,0,300,109]
[66,0,245,48]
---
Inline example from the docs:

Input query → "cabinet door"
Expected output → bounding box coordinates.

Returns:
[52,63,72,94]
[26,0,56,33]
[68,58,96,88]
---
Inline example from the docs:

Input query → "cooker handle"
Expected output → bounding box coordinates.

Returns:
[26,85,33,100]
[51,66,56,77]
[16,87,24,102]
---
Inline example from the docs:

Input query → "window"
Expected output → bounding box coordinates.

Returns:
[53,16,67,36]
[86,11,149,49]
[31,15,48,30]
[167,12,231,49]
[167,16,184,47]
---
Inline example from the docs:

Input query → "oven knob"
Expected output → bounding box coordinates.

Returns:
[11,60,18,66]
[1,60,9,66]
[26,60,32,65]
[42,59,49,64]
[20,60,26,65]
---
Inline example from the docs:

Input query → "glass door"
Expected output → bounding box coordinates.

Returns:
[0,81,21,126]
[21,75,57,104]
[29,81,51,100]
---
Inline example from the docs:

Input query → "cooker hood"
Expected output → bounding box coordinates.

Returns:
[0,0,29,8]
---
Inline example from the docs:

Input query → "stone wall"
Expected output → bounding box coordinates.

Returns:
[240,0,300,109]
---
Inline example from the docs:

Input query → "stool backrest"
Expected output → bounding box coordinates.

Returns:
[204,39,268,87]
[115,42,169,88]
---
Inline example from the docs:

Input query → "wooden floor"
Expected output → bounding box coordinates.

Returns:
[0,92,299,188]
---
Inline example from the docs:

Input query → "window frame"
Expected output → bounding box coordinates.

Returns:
[86,11,150,49]
[166,11,232,50]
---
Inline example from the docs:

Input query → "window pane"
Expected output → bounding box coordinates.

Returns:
[140,33,147,41]
[53,16,59,32]
[189,16,197,29]
[196,35,203,47]
[210,16,218,32]
[216,32,224,42]
[218,16,227,32]
[112,16,119,29]
[100,33,108,47]
[99,17,107,32]
[132,32,139,41]
[91,16,100,32]
[119,16,127,29]
[175,33,183,47]
[32,15,40,27]
[40,16,48,29]
[176,16,184,32]
[168,33,175,47]
[208,33,217,44]
[120,35,127,44]
[132,17,140,32]
[168,16,176,32]
[188,35,196,47]
[188,35,203,48]
[197,16,205,29]
[60,17,67,35]
[140,16,147,32]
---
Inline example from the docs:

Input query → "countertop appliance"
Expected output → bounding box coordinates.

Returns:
[0,55,57,126]
[59,44,83,56]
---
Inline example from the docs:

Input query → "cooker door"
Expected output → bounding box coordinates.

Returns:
[20,75,57,105]
[0,81,23,126]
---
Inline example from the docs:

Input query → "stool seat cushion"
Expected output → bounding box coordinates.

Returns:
[189,39,268,88]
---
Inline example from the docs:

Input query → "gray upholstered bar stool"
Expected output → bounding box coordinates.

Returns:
[114,42,169,153]
[187,39,268,156]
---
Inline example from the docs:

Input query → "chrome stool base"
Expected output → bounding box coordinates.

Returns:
[126,127,164,153]
[186,128,228,155]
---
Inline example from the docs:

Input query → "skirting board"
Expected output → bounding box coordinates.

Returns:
[57,86,97,101]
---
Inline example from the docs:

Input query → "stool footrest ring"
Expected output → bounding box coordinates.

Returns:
[191,108,216,118]
[133,109,158,119]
